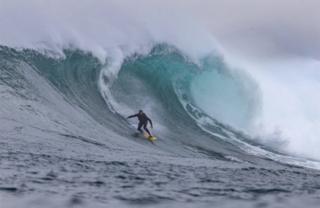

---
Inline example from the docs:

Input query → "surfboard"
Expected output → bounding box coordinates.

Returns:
[132,132,157,142]
[142,131,157,142]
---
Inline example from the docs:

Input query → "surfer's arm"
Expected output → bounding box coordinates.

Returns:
[127,114,138,119]
[148,118,153,128]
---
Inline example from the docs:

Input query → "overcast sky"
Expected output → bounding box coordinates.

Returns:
[1,0,319,59]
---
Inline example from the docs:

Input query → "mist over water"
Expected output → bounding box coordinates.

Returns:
[1,0,320,160]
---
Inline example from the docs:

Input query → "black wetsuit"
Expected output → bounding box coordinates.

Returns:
[127,113,153,136]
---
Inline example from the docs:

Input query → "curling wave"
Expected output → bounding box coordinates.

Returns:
[1,45,320,169]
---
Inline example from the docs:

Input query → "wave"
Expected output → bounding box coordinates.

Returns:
[2,44,319,169]
[1,45,318,165]
[2,0,320,163]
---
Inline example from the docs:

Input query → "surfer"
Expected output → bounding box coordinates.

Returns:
[127,110,153,137]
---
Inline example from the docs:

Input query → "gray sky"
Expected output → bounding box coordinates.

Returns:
[1,0,319,59]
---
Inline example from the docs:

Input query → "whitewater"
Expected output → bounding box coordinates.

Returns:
[1,1,320,207]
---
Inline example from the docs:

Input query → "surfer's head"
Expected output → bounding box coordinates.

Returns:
[138,110,143,114]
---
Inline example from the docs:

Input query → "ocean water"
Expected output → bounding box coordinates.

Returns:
[1,1,320,207]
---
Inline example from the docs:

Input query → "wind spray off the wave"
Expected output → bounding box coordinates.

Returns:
[1,1,320,208]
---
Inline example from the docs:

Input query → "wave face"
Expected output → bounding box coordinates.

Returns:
[0,45,245,159]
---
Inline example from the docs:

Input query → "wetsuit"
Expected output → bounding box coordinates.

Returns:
[127,113,153,136]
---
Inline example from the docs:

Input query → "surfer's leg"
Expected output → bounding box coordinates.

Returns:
[137,122,143,134]
[143,123,152,136]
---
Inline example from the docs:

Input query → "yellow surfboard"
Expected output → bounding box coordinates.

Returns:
[143,132,157,142]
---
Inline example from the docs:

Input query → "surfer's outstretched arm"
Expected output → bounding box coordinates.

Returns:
[127,114,138,119]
